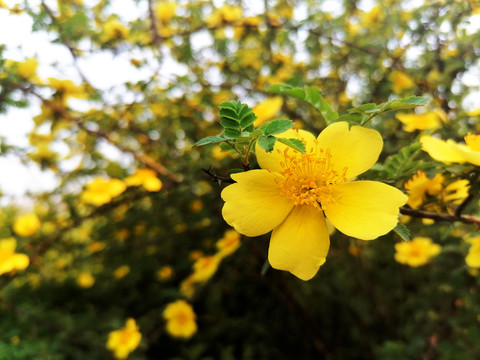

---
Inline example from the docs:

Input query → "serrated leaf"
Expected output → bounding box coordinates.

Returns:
[239,112,257,129]
[277,138,306,153]
[393,223,410,242]
[264,119,294,136]
[220,117,240,129]
[194,135,225,147]
[381,96,429,112]
[257,135,277,152]
[219,101,239,111]
[268,84,338,124]
[223,128,241,139]
[219,108,240,121]
[335,113,366,124]
[348,103,379,114]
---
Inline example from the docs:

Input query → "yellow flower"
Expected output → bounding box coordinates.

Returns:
[163,300,197,339]
[157,265,173,280]
[155,2,176,22]
[221,122,407,280]
[466,237,480,268]
[77,271,95,288]
[47,78,88,98]
[395,111,442,132]
[390,71,415,93]
[124,169,162,192]
[440,179,470,205]
[180,274,196,298]
[81,178,126,206]
[191,254,222,283]
[0,238,29,275]
[253,97,283,126]
[394,237,441,267]
[101,19,129,42]
[113,265,130,279]
[16,58,39,79]
[404,170,444,208]
[106,318,142,359]
[216,229,241,257]
[13,214,41,237]
[206,5,242,28]
[467,107,480,117]
[420,133,480,166]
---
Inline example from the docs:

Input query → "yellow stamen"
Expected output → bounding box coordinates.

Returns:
[274,143,347,209]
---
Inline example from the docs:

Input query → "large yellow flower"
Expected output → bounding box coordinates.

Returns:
[420,133,480,166]
[221,122,407,280]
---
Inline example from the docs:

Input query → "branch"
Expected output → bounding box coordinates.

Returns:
[202,167,235,185]
[400,206,480,226]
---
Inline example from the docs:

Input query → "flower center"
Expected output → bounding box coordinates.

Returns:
[465,133,480,152]
[274,144,347,209]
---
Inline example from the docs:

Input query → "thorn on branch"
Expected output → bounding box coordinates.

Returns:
[202,167,235,185]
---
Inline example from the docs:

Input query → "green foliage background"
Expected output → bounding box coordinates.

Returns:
[1,0,480,359]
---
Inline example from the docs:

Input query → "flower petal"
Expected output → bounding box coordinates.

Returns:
[256,129,316,173]
[324,181,407,240]
[316,121,383,179]
[420,136,465,164]
[221,170,293,237]
[450,144,480,166]
[269,205,329,280]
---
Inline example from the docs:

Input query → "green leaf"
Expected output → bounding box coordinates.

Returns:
[268,84,338,124]
[223,128,241,139]
[257,135,277,152]
[220,116,240,129]
[380,96,429,112]
[277,138,306,153]
[263,119,294,136]
[393,223,410,242]
[383,142,422,179]
[348,103,380,114]
[194,135,225,147]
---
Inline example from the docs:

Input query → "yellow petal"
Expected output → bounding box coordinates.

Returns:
[11,254,29,270]
[316,122,383,179]
[420,136,465,164]
[450,143,480,166]
[324,181,407,240]
[269,206,329,280]
[221,170,293,237]
[255,129,316,173]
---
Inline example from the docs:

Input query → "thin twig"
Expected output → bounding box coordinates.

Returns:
[400,206,480,226]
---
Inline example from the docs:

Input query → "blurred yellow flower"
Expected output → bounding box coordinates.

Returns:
[47,78,88,99]
[13,214,41,237]
[113,265,130,279]
[466,237,480,268]
[0,238,29,275]
[191,254,222,283]
[155,1,176,22]
[390,71,415,93]
[15,58,39,79]
[77,271,95,288]
[163,300,197,339]
[395,111,442,132]
[180,274,196,298]
[101,19,129,42]
[81,178,126,206]
[221,122,407,280]
[467,107,480,117]
[404,170,443,208]
[440,179,470,205]
[106,318,142,359]
[124,169,162,192]
[394,237,441,267]
[421,133,480,166]
[216,229,241,257]
[206,5,242,28]
[253,97,283,126]
[157,265,173,280]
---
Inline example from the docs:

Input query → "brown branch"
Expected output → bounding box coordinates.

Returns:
[147,0,162,47]
[26,89,180,182]
[400,206,480,226]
